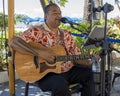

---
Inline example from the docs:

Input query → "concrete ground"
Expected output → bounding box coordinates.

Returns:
[1,54,120,96]
[0,70,120,96]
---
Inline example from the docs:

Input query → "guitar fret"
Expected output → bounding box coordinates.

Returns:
[56,56,67,61]
[56,56,62,61]
[79,55,84,59]
[75,55,80,60]
[68,55,73,61]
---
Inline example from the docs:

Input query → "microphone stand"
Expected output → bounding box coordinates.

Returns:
[70,23,84,32]
[99,3,114,96]
[63,3,114,95]
[69,23,89,38]
[110,46,120,53]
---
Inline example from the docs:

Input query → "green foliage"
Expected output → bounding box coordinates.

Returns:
[0,13,29,65]
[108,18,116,26]
[0,30,8,65]
[60,22,92,54]
[92,19,120,52]
[44,0,68,6]
[0,12,8,65]
[15,14,29,24]
[92,19,105,26]
[60,18,120,54]
[0,12,8,31]
[56,0,68,6]
[107,26,120,50]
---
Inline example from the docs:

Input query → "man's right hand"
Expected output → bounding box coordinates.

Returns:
[38,49,56,64]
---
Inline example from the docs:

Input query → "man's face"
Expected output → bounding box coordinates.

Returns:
[45,5,62,27]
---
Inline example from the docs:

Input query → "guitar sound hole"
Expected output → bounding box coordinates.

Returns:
[39,62,56,73]
[48,58,56,64]
[48,61,55,64]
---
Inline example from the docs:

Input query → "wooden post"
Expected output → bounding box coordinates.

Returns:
[8,0,15,95]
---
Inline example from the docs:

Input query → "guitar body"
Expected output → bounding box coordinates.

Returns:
[15,43,66,82]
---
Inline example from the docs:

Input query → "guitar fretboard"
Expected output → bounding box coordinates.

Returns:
[56,55,90,62]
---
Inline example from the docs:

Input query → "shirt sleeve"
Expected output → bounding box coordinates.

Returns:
[17,26,42,43]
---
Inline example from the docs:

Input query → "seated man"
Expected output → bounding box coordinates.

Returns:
[10,3,95,96]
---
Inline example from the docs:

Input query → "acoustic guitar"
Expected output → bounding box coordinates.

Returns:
[15,42,91,82]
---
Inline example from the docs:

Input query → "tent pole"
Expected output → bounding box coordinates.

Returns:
[8,0,15,95]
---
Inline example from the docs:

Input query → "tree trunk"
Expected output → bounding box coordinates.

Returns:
[93,0,104,20]
[83,0,92,30]
[83,0,104,30]
[39,0,49,13]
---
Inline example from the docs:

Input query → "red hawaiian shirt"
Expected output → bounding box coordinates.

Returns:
[17,23,81,72]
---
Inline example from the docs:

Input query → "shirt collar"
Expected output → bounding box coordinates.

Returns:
[42,22,60,35]
[42,22,51,31]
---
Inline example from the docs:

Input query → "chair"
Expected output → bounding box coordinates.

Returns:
[24,82,82,96]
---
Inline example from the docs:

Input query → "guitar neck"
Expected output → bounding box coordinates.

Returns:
[56,55,90,62]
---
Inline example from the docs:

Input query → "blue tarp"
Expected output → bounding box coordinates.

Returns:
[24,17,83,23]
[23,16,120,44]
[72,33,120,44]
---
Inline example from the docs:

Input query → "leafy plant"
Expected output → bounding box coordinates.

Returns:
[0,12,8,31]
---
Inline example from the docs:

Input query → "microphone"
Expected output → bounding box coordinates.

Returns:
[61,17,79,25]
[103,3,114,13]
[93,3,114,13]
[61,17,88,33]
